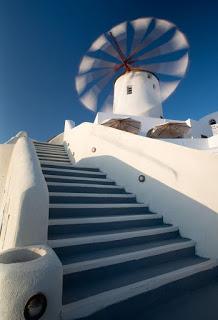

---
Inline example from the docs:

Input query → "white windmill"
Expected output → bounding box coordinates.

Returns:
[75,17,189,135]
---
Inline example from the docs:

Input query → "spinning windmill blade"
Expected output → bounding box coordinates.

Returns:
[76,17,189,112]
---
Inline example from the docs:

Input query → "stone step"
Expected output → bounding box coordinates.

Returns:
[33,141,65,148]
[42,168,107,179]
[62,239,195,276]
[61,258,218,320]
[35,148,66,155]
[37,153,69,159]
[41,164,100,172]
[49,225,178,248]
[40,158,71,163]
[48,213,163,238]
[44,174,115,185]
[49,203,150,218]
[47,182,125,194]
[49,192,137,204]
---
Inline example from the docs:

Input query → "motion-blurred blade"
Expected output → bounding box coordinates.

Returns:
[159,80,180,101]
[142,18,175,50]
[79,70,114,111]
[128,18,174,60]
[89,34,108,52]
[79,56,96,73]
[100,93,114,113]
[138,29,189,60]
[76,69,112,95]
[80,89,99,112]
[79,56,116,75]
[109,21,127,57]
[130,17,152,53]
[143,52,189,77]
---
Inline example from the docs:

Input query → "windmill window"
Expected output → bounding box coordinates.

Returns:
[209,119,216,125]
[127,86,132,94]
[147,73,151,79]
[153,84,156,89]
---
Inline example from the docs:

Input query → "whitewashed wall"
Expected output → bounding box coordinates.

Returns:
[0,145,14,210]
[113,71,163,118]
[48,132,64,145]
[0,136,49,250]
[64,122,218,259]
[95,112,189,137]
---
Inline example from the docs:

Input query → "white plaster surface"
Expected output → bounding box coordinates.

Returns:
[48,132,64,144]
[64,122,218,258]
[0,245,62,320]
[95,111,184,137]
[113,71,163,117]
[0,145,14,216]
[0,136,49,250]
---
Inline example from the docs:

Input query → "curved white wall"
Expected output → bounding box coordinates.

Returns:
[64,122,218,259]
[0,136,49,250]
[113,70,163,118]
[198,111,218,137]
[0,145,14,213]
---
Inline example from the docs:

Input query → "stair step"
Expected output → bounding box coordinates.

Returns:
[48,213,163,237]
[47,183,125,194]
[33,142,65,148]
[49,213,162,225]
[35,146,67,152]
[35,147,66,154]
[44,175,115,185]
[35,146,66,152]
[62,239,195,275]
[58,237,189,271]
[48,225,178,248]
[40,158,71,163]
[61,258,218,320]
[42,168,106,179]
[37,153,69,159]
[41,164,100,172]
[49,192,137,204]
[53,228,180,266]
[49,203,150,218]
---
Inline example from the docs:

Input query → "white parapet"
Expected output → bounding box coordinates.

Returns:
[63,122,218,259]
[0,135,49,250]
[113,70,163,118]
[0,245,62,320]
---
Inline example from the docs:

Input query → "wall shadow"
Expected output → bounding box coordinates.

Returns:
[76,155,218,259]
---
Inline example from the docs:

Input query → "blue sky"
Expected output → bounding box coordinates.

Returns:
[0,0,218,142]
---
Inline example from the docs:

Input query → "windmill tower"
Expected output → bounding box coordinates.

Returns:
[76,18,189,120]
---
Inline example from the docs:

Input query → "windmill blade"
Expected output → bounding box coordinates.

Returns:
[142,52,189,77]
[88,22,128,62]
[159,80,181,101]
[130,17,153,52]
[80,88,99,112]
[79,70,115,111]
[79,56,96,73]
[100,92,114,113]
[104,21,128,61]
[76,69,112,95]
[144,18,175,46]
[88,34,122,64]
[137,29,189,60]
[89,34,109,52]
[79,55,117,75]
[130,18,175,60]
